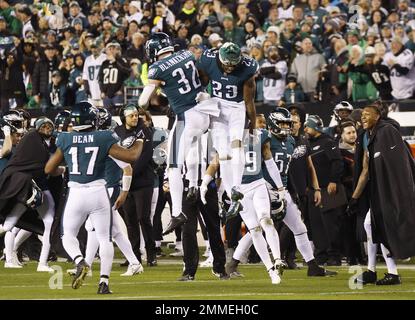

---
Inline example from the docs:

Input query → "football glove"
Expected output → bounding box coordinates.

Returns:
[346,198,359,217]
[270,188,287,222]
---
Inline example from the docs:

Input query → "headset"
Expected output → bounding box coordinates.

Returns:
[119,103,138,124]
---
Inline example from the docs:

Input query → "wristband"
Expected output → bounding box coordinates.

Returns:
[314,188,321,191]
[122,175,132,191]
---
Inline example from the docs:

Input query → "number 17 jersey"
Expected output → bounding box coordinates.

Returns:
[148,50,204,115]
[56,130,119,184]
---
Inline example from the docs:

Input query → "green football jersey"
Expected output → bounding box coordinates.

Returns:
[262,134,296,188]
[105,157,122,188]
[56,130,119,184]
[197,49,258,103]
[242,129,271,184]
[148,50,204,115]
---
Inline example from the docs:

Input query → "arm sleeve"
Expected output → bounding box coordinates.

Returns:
[264,158,284,189]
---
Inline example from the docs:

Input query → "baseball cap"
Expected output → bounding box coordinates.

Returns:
[208,33,222,43]
[223,14,234,21]
[129,1,140,10]
[45,44,55,50]
[18,6,32,17]
[304,115,324,133]
[130,58,141,65]
[382,22,392,29]
[364,46,376,56]
[69,1,80,7]
[52,70,61,77]
[267,26,280,35]
[106,41,120,49]
[287,74,297,83]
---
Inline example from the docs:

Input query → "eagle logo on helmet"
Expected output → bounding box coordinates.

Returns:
[145,32,174,64]
[333,101,353,122]
[1,111,24,134]
[70,101,99,131]
[267,108,293,138]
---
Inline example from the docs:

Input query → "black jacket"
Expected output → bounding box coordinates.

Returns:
[0,47,26,96]
[32,57,59,98]
[114,120,156,190]
[366,120,415,259]
[308,133,344,188]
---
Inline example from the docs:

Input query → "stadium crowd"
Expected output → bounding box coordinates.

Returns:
[0,0,415,291]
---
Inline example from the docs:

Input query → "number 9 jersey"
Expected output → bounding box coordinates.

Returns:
[56,130,119,185]
[147,50,204,115]
[197,49,258,103]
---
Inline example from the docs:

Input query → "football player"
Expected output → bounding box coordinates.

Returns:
[201,130,285,284]
[138,32,219,236]
[326,101,354,140]
[227,108,337,277]
[45,101,144,294]
[197,42,258,218]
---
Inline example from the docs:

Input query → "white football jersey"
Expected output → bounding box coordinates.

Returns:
[262,60,288,101]
[384,49,415,99]
[82,53,107,100]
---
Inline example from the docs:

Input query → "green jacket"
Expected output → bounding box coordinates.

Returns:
[0,7,22,36]
[348,61,378,101]
[223,27,246,48]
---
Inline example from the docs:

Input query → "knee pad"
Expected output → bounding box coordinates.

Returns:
[259,217,274,228]
[249,225,262,236]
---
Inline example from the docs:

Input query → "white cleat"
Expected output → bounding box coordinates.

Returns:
[5,261,23,269]
[121,263,144,276]
[199,256,213,268]
[269,268,281,285]
[67,267,92,277]
[274,259,287,276]
[169,249,184,257]
[12,251,23,266]
[37,264,55,273]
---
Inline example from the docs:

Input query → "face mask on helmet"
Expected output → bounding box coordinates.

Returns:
[268,111,293,138]
[219,42,242,73]
[2,113,24,133]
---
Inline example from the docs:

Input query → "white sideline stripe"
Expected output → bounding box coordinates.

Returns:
[30,289,415,300]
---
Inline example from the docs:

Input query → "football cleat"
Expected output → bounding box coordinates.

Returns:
[285,258,299,270]
[37,264,55,273]
[71,260,90,289]
[67,268,92,277]
[268,267,281,284]
[225,187,244,222]
[121,263,144,276]
[4,262,22,269]
[307,263,337,277]
[355,270,377,284]
[169,249,184,257]
[177,274,195,282]
[97,282,112,294]
[226,258,244,278]
[199,255,213,268]
[211,269,230,280]
[274,259,288,276]
[162,212,187,236]
[156,247,166,257]
[375,273,401,286]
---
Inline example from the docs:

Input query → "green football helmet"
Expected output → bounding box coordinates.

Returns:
[267,107,293,138]
[145,32,174,64]
[218,42,242,73]
[70,101,99,131]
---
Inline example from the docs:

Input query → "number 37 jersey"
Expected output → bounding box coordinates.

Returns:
[56,131,119,184]
[197,49,258,103]
[148,50,204,115]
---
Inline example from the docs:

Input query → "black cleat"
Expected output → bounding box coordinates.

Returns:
[212,269,230,280]
[147,259,158,267]
[162,212,187,236]
[97,282,112,294]
[186,187,198,203]
[376,273,401,286]
[226,258,244,278]
[355,270,377,285]
[307,262,337,277]
[178,274,195,281]
[71,260,90,289]
[286,258,299,270]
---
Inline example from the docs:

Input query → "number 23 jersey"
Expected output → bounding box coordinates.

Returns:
[56,130,119,184]
[197,49,258,103]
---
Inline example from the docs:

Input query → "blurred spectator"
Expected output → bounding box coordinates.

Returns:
[222,14,245,48]
[68,1,89,29]
[17,5,34,39]
[0,44,27,113]
[174,23,190,51]
[98,42,130,112]
[0,0,22,36]
[347,45,378,102]
[278,0,294,20]
[48,70,66,110]
[259,46,287,106]
[383,36,415,100]
[290,37,326,102]
[127,1,143,25]
[68,53,86,104]
[125,32,146,63]
[328,38,349,103]
[32,44,60,110]
[208,33,223,49]
[282,74,305,105]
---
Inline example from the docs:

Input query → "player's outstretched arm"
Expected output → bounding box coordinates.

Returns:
[109,141,143,164]
[244,76,257,131]
[138,79,161,109]
[262,142,284,190]
[45,148,65,175]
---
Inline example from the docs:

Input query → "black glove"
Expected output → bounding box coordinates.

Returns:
[346,198,359,217]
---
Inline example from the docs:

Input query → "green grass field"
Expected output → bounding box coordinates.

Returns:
[1,256,415,300]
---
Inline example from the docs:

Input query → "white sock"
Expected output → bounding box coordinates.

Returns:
[4,231,15,263]
[38,222,53,266]
[295,233,314,263]
[260,218,281,260]
[250,228,274,271]
[168,167,184,217]
[113,232,140,265]
[205,240,210,250]
[185,142,199,188]
[176,241,182,250]
[97,237,114,278]
[219,159,233,196]
[100,277,109,285]
[364,218,377,272]
[156,241,161,248]
[14,230,32,251]
[85,230,99,267]
[233,232,253,261]
[63,234,83,264]
[381,244,398,275]
[231,147,245,188]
